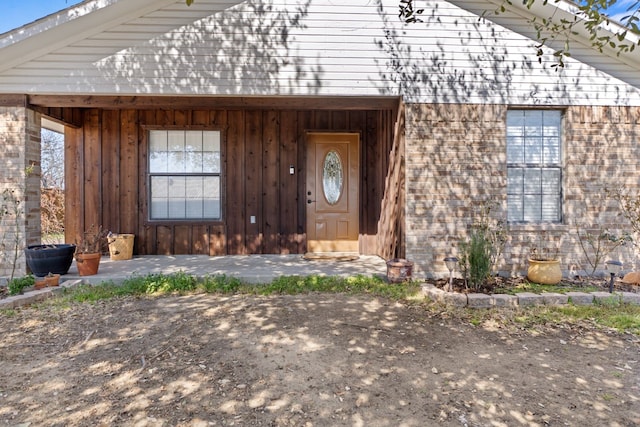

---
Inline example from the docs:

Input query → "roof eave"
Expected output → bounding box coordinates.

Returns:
[487,0,640,70]
[0,0,178,73]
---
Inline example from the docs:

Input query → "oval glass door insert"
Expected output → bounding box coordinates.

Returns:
[322,150,344,205]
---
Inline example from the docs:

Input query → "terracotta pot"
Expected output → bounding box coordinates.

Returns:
[45,274,60,287]
[386,258,414,283]
[75,252,101,276]
[527,258,562,285]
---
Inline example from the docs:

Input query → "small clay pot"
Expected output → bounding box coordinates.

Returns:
[527,258,562,285]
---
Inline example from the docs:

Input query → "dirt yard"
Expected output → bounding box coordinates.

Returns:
[1,293,639,426]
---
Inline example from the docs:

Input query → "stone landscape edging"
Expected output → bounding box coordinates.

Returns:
[0,280,83,309]
[421,283,640,308]
[2,280,640,310]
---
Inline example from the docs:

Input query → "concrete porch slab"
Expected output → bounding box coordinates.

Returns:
[60,254,389,285]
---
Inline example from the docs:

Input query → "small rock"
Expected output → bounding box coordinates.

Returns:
[431,367,438,374]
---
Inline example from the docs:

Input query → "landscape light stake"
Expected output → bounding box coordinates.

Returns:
[443,256,459,292]
[605,260,623,293]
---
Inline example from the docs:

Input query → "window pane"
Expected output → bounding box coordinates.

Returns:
[506,110,525,136]
[203,131,220,151]
[543,110,561,129]
[149,131,168,173]
[541,169,561,194]
[168,199,186,218]
[506,110,562,223]
[186,199,203,218]
[524,110,543,136]
[507,194,523,222]
[149,176,221,220]
[152,176,169,196]
[169,176,186,198]
[149,131,167,152]
[542,194,561,222]
[151,199,169,219]
[523,169,541,194]
[168,151,184,173]
[149,151,168,173]
[185,152,203,173]
[168,131,184,151]
[203,152,221,173]
[507,136,524,163]
[524,137,542,164]
[543,137,560,164]
[185,131,202,152]
[507,168,523,193]
[149,130,222,220]
[523,195,541,222]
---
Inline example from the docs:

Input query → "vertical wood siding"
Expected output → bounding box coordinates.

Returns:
[63,106,399,256]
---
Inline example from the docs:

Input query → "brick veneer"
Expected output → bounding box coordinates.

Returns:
[404,104,640,279]
[0,107,42,280]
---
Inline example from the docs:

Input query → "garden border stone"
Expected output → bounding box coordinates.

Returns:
[566,292,594,305]
[467,293,492,308]
[542,292,569,305]
[0,279,83,309]
[620,292,640,305]
[491,294,518,307]
[421,284,640,309]
[516,292,545,307]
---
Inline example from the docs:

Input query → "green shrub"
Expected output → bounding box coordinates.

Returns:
[202,275,243,293]
[459,230,492,290]
[8,275,35,295]
[143,272,197,294]
[458,201,506,291]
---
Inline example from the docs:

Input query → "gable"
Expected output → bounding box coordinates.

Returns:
[1,0,640,106]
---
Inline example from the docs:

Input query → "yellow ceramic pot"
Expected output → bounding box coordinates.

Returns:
[527,258,562,285]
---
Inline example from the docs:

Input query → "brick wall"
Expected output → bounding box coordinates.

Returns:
[404,104,640,279]
[0,107,41,281]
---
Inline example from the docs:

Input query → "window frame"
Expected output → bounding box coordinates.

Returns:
[506,109,564,224]
[145,127,224,224]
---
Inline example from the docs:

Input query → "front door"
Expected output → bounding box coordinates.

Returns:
[306,132,360,253]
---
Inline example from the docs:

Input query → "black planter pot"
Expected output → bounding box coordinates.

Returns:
[24,244,76,276]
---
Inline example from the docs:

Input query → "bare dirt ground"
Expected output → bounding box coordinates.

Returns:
[1,293,639,427]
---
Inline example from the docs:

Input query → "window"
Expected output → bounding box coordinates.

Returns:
[148,130,221,220]
[506,110,562,223]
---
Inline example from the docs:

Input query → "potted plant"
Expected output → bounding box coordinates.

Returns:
[527,231,562,285]
[44,272,61,287]
[24,243,76,276]
[74,225,109,276]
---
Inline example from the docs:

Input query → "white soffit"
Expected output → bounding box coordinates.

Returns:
[0,0,243,74]
[477,0,640,69]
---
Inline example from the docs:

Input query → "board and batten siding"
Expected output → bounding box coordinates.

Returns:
[62,106,399,257]
[1,0,640,105]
